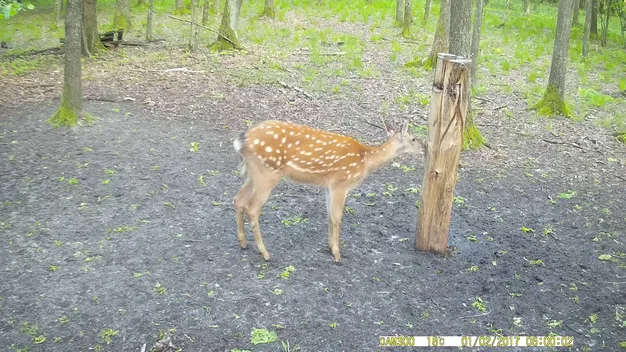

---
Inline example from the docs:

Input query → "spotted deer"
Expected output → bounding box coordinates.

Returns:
[233,119,425,263]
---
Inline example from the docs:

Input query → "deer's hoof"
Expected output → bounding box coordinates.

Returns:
[262,252,271,261]
[239,240,248,249]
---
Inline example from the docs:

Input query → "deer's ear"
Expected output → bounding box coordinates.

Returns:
[400,120,409,137]
[383,120,395,136]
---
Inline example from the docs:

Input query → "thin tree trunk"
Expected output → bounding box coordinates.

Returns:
[572,0,580,26]
[83,0,103,57]
[49,0,83,127]
[470,0,484,84]
[137,0,147,5]
[146,0,154,41]
[189,0,198,50]
[262,0,275,18]
[402,0,412,37]
[523,0,530,14]
[424,0,431,23]
[211,0,219,14]
[396,0,404,25]
[202,0,210,25]
[591,0,597,38]
[531,0,575,117]
[52,0,63,29]
[174,0,190,14]
[113,0,132,30]
[583,0,592,55]
[210,0,243,51]
[425,0,450,68]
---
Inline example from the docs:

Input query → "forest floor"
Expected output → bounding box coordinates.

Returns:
[1,3,626,352]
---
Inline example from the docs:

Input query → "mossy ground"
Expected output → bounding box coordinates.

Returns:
[531,84,574,118]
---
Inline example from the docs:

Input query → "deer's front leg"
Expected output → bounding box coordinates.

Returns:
[327,186,348,263]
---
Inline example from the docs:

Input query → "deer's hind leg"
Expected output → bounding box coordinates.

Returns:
[234,176,254,248]
[244,160,281,261]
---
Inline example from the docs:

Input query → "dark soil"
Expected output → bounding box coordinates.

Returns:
[1,12,626,352]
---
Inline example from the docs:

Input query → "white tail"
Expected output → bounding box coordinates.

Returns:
[233,119,425,263]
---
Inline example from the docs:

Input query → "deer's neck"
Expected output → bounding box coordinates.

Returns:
[363,139,398,173]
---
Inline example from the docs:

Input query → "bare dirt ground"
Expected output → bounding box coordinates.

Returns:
[1,8,626,352]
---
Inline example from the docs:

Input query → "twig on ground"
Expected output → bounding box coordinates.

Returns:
[84,96,120,103]
[164,67,206,73]
[292,50,346,56]
[168,15,238,48]
[541,139,586,150]
[278,81,312,99]
[140,344,147,352]
[493,105,508,111]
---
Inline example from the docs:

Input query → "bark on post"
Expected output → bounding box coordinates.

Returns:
[209,0,243,51]
[424,0,450,68]
[583,0,592,56]
[531,0,575,117]
[48,0,83,127]
[146,0,154,41]
[417,53,471,254]
[402,0,412,37]
[396,0,404,26]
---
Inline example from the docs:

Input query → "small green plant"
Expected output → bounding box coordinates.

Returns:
[99,328,118,344]
[472,297,487,312]
[528,259,544,266]
[277,266,295,279]
[521,227,534,233]
[466,265,479,272]
[154,282,166,295]
[189,142,200,152]
[281,215,308,227]
[250,328,278,345]
[328,322,337,328]
[558,190,577,199]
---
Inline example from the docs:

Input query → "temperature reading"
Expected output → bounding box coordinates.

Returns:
[427,336,445,346]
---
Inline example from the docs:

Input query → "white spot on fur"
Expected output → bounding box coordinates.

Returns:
[265,146,273,152]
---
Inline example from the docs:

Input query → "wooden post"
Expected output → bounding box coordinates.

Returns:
[417,53,471,254]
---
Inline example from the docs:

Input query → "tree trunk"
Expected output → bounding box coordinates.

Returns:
[425,0,450,68]
[137,0,147,6]
[83,0,104,57]
[146,0,154,41]
[202,0,210,25]
[52,0,63,29]
[262,0,275,18]
[211,0,219,14]
[113,0,132,30]
[189,0,198,50]
[396,0,404,25]
[49,0,83,127]
[583,0,592,55]
[210,0,243,51]
[402,0,412,37]
[174,0,190,14]
[470,0,484,84]
[424,0,431,23]
[523,0,529,14]
[531,0,575,117]
[591,0,597,38]
[449,0,483,150]
[572,0,579,26]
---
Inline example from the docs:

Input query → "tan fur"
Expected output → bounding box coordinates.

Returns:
[233,119,425,263]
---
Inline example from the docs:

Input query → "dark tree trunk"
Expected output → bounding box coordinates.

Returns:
[531,0,575,117]
[583,0,592,55]
[424,0,431,23]
[572,0,580,26]
[591,0,597,38]
[146,0,154,41]
[202,0,210,25]
[83,0,103,57]
[49,0,83,127]
[470,0,484,84]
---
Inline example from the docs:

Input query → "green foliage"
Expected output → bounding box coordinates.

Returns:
[1,0,34,20]
[48,99,79,128]
[531,85,573,118]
